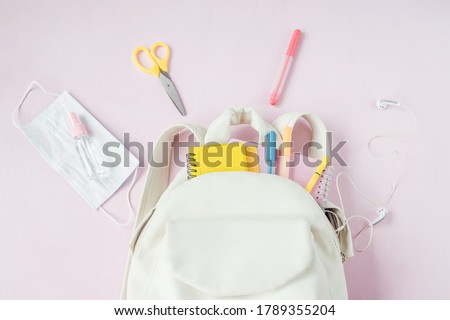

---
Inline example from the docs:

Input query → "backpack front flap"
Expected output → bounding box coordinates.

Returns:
[127,171,346,299]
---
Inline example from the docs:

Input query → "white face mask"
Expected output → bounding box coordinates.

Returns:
[12,81,139,226]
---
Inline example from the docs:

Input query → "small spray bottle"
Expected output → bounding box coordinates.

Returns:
[68,112,104,178]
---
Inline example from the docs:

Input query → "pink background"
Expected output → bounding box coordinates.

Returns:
[1,0,449,299]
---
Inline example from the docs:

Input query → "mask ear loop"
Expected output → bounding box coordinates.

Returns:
[11,81,60,128]
[335,104,417,252]
[98,167,141,227]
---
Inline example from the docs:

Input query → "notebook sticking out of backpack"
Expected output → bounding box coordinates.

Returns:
[186,142,255,179]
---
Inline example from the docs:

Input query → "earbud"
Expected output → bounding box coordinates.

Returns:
[372,207,389,225]
[376,99,400,110]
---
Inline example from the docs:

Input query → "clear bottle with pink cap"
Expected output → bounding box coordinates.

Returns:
[68,112,104,178]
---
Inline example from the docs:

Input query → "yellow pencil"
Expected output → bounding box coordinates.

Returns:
[306,156,329,192]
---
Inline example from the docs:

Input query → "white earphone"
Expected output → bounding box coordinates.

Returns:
[372,207,389,225]
[376,99,400,110]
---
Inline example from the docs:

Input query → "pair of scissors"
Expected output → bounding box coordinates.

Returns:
[132,42,186,116]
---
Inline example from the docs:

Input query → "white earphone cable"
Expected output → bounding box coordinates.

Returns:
[335,103,417,252]
[325,209,374,252]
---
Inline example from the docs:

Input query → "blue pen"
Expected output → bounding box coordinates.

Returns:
[266,131,277,174]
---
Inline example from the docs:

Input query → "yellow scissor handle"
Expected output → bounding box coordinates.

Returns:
[150,42,170,73]
[133,46,160,77]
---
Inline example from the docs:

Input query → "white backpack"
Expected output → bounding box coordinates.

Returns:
[121,108,353,299]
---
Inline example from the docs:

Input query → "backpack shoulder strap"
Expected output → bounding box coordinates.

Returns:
[135,123,205,227]
[122,123,203,299]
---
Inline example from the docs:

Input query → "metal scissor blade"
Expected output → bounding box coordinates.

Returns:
[159,71,186,116]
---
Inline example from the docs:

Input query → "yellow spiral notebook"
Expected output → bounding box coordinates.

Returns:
[187,142,259,179]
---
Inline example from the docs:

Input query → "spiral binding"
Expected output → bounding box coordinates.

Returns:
[312,166,334,209]
[186,152,198,179]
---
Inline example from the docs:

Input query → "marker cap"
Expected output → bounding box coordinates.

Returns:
[286,29,301,56]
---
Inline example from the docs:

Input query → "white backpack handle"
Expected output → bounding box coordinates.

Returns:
[205,108,281,144]
[272,112,328,159]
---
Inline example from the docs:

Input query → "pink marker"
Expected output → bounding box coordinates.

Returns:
[270,29,302,106]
